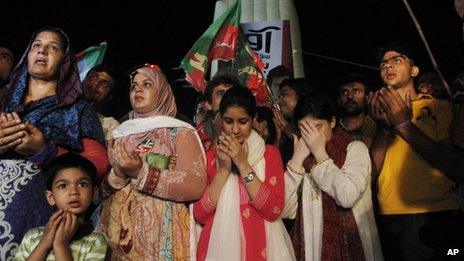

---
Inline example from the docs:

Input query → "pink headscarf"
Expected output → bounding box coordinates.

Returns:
[129,64,177,118]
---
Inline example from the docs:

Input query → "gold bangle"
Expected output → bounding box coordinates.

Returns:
[310,157,331,173]
[317,157,330,164]
[286,161,306,175]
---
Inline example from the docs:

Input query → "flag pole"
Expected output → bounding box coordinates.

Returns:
[402,0,452,98]
[264,80,275,105]
[297,50,379,71]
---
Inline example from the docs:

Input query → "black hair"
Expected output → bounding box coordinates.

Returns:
[255,106,277,145]
[32,27,70,54]
[0,39,20,64]
[266,65,293,85]
[85,64,118,91]
[416,71,441,86]
[204,74,241,103]
[43,153,97,190]
[278,78,317,100]
[196,92,207,104]
[337,73,369,94]
[193,94,206,113]
[375,42,416,66]
[293,94,337,125]
[219,86,257,118]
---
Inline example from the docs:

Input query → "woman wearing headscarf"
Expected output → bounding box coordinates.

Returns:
[99,64,206,260]
[0,27,108,259]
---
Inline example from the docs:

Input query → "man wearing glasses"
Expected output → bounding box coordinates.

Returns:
[368,43,464,260]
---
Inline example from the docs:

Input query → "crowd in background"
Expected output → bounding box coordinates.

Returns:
[1,27,464,260]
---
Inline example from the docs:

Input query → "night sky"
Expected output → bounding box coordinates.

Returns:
[2,0,463,119]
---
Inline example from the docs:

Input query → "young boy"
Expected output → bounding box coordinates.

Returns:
[15,153,107,260]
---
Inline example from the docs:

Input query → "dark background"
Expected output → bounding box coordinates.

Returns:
[2,0,463,120]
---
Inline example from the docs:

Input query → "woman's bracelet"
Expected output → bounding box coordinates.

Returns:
[310,157,331,173]
[286,161,306,175]
[317,156,331,164]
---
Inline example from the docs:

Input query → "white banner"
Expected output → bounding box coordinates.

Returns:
[241,20,293,77]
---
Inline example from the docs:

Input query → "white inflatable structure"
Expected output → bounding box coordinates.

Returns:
[213,0,304,78]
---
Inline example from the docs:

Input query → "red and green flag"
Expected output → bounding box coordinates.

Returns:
[227,28,269,104]
[76,41,108,81]
[180,1,271,104]
[180,1,240,92]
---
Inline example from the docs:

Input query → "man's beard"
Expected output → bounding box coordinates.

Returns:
[342,101,364,117]
[83,87,98,103]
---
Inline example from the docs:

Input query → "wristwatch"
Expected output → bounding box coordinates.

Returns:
[243,171,255,183]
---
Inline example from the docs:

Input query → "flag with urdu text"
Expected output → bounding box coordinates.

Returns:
[180,0,270,104]
[76,41,108,81]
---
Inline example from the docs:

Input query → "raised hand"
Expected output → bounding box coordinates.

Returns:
[377,86,413,128]
[217,142,232,173]
[367,91,392,129]
[108,139,143,178]
[40,210,64,249]
[218,132,249,171]
[0,112,26,154]
[290,133,311,167]
[53,210,78,247]
[272,107,288,131]
[299,120,328,161]
[14,122,46,156]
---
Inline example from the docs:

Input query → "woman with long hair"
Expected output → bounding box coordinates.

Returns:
[194,86,294,260]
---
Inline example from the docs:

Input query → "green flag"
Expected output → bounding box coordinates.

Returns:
[76,41,108,81]
[180,1,240,92]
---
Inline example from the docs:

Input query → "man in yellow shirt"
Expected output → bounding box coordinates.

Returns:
[368,43,464,260]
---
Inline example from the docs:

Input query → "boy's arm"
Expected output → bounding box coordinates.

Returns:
[52,212,78,261]
[370,128,392,185]
[52,244,73,261]
[366,91,393,184]
[378,87,464,182]
[395,122,464,182]
[26,242,53,261]
[15,229,51,261]
[22,210,64,261]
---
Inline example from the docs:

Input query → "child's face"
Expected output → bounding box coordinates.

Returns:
[45,167,95,216]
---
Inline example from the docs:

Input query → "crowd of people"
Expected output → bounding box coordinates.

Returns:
[1,27,463,260]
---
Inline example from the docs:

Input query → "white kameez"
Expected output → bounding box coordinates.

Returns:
[282,141,383,261]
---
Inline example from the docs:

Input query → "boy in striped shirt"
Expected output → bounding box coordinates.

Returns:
[15,153,107,260]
